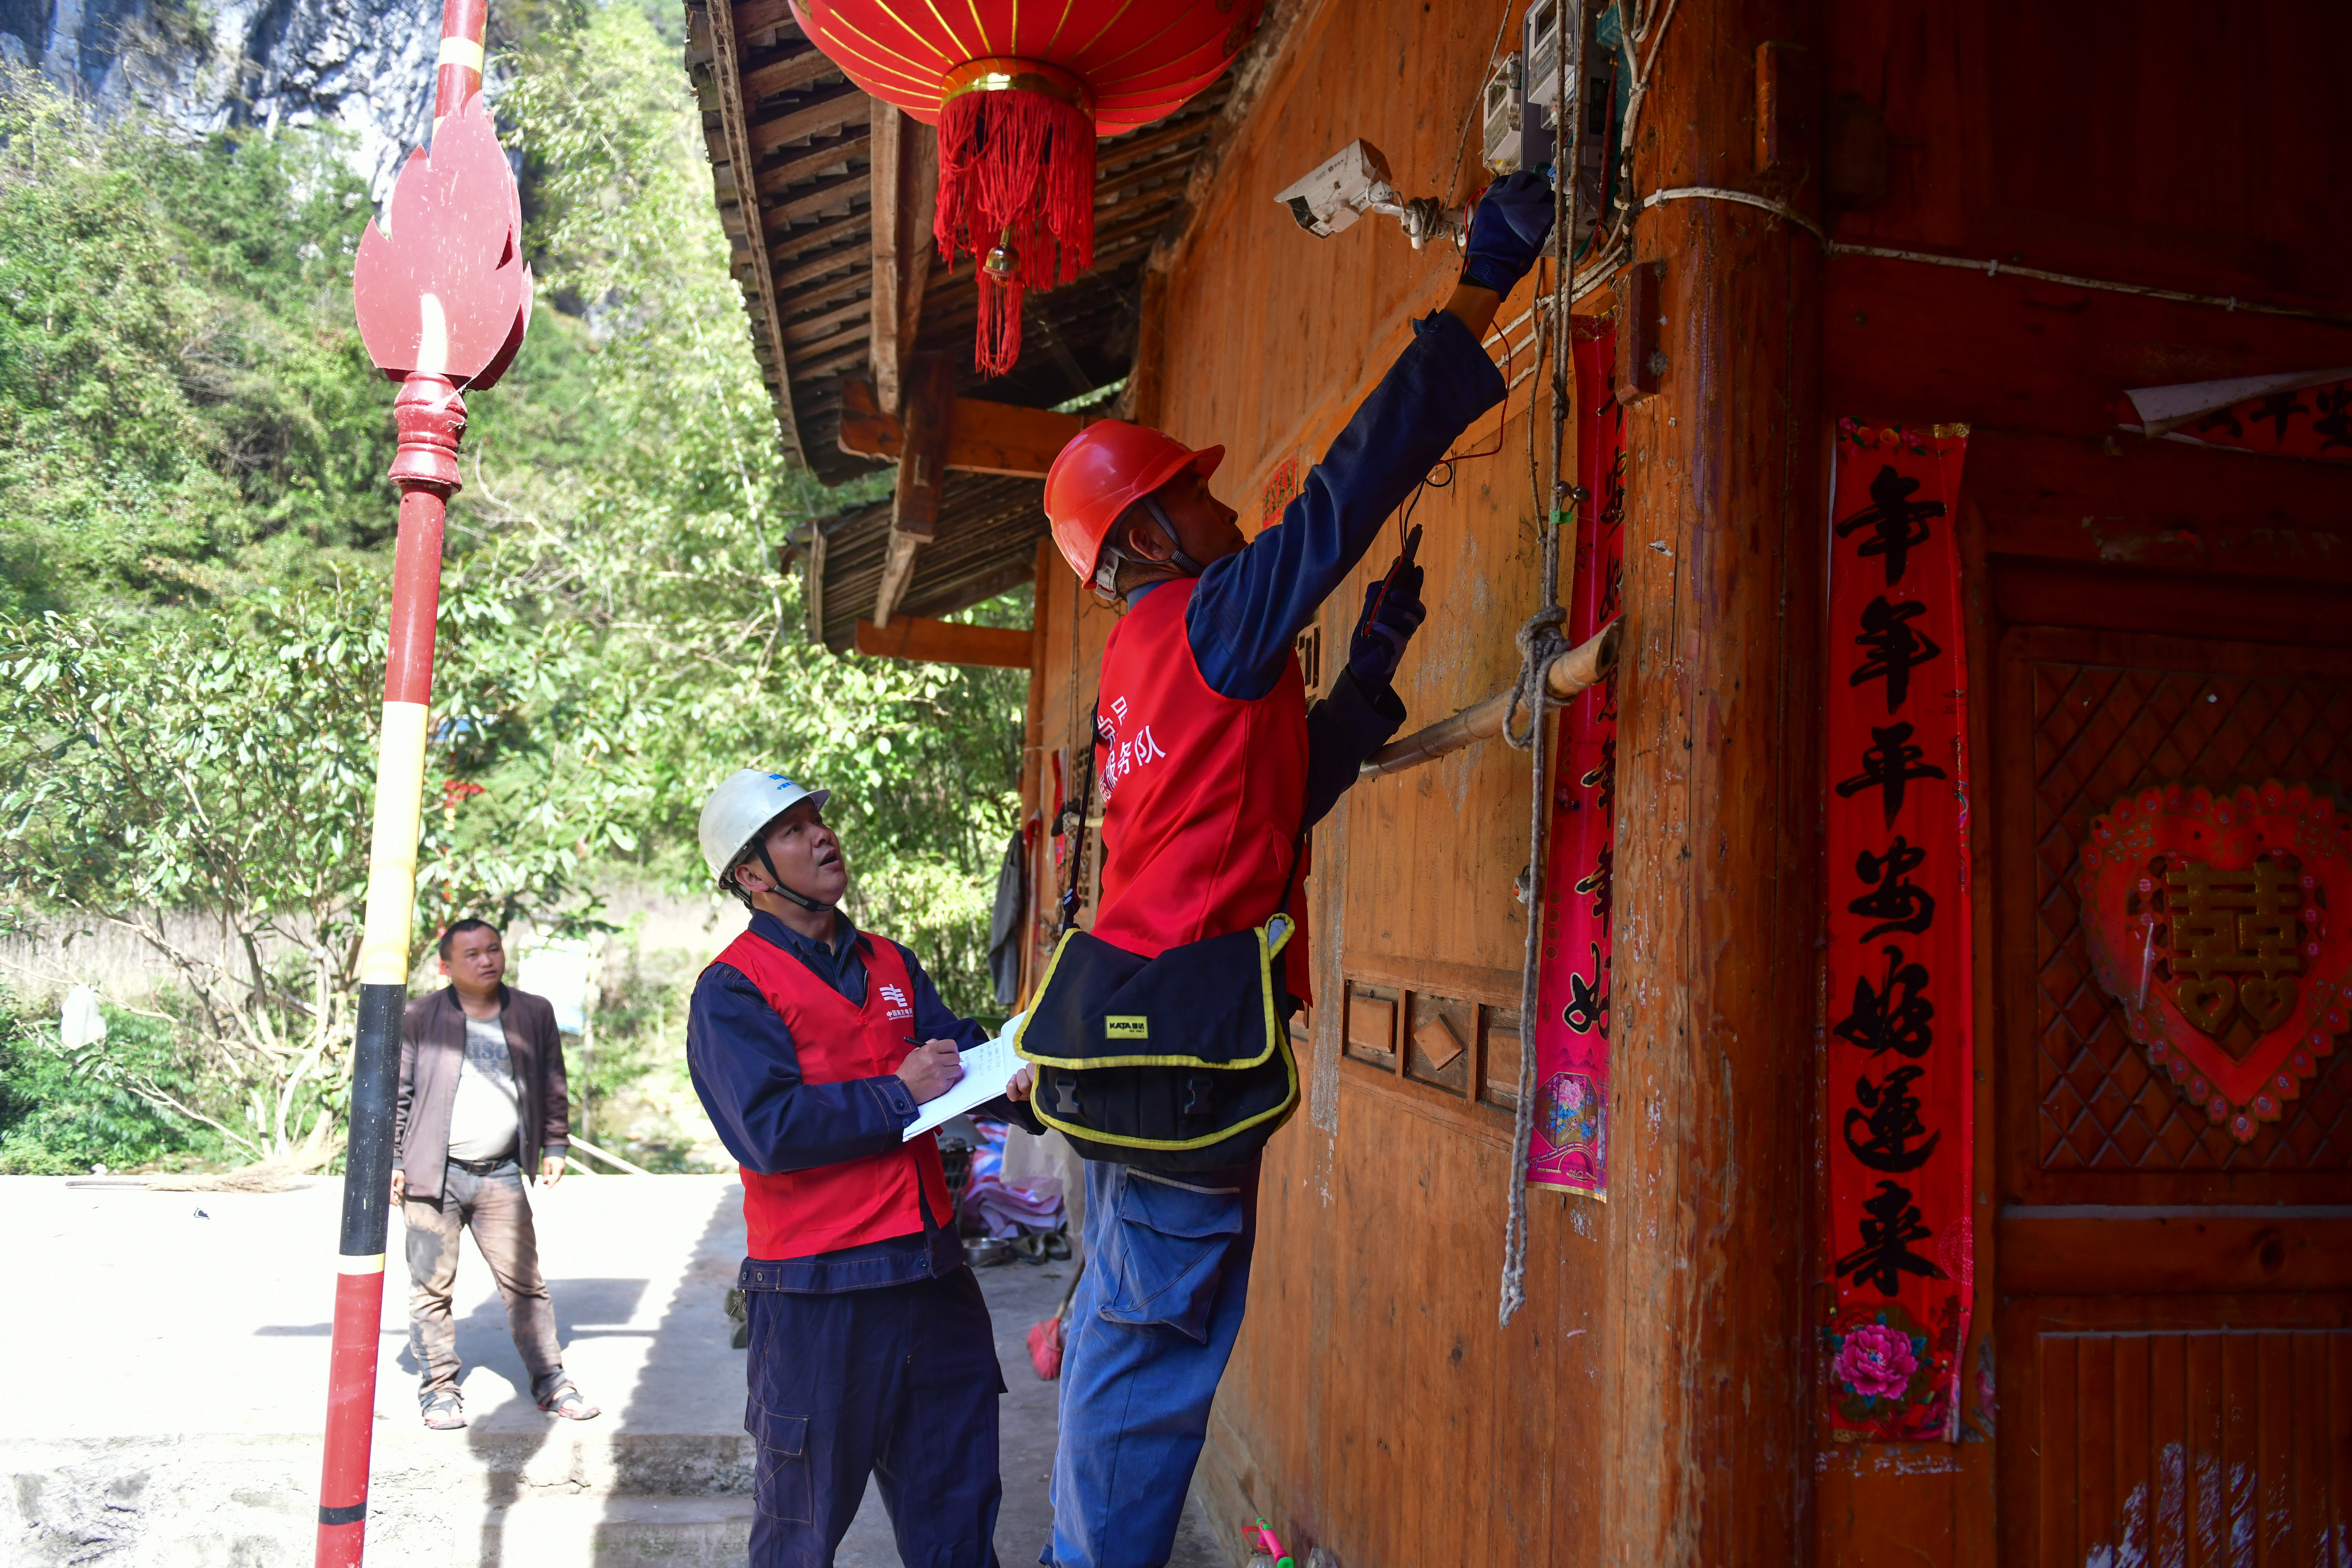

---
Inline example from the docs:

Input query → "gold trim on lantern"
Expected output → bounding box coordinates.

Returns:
[939,57,1096,118]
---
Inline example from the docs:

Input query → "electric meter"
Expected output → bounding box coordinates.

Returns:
[1523,0,1573,111]
[1482,50,1554,175]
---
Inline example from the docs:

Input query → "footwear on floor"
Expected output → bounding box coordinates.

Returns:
[538,1386,601,1421]
[421,1393,466,1430]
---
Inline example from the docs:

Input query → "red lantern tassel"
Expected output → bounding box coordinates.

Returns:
[934,83,1095,377]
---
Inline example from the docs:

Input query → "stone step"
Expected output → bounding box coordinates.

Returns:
[466,1493,754,1567]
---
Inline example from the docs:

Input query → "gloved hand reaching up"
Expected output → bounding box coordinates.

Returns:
[1350,536,1426,687]
[1462,169,1558,296]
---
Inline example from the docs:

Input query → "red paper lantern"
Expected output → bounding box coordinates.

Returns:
[790,0,1263,376]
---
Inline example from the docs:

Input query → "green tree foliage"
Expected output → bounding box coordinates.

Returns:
[0,2,1025,1169]
[0,68,393,613]
[0,583,653,1162]
[0,988,223,1173]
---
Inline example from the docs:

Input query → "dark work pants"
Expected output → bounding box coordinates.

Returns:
[745,1266,1006,1568]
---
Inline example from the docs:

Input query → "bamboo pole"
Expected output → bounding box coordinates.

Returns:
[1357,619,1622,779]
[314,11,486,1563]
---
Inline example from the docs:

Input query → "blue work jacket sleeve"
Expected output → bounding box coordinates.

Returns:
[1186,307,1509,702]
[685,962,918,1176]
[1303,666,1408,829]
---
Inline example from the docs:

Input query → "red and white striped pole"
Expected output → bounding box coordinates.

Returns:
[317,2,525,1558]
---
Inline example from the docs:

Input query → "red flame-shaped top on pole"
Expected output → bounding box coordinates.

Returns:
[353,92,532,389]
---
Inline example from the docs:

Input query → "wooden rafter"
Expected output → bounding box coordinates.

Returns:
[750,82,868,155]
[756,130,871,197]
[707,0,804,466]
[740,44,839,103]
[766,206,871,254]
[867,104,936,417]
[768,169,871,227]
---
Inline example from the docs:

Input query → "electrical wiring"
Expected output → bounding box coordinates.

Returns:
[1634,187,2352,329]
[1641,185,1827,244]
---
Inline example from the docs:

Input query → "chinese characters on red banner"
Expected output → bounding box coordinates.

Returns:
[1528,320,1625,1198]
[1822,420,1974,1442]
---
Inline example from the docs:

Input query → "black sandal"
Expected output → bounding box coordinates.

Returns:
[538,1387,601,1421]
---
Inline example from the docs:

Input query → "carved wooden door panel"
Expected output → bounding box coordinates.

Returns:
[1993,626,2352,1566]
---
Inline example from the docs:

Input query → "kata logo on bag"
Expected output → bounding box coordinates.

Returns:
[1104,1016,1149,1039]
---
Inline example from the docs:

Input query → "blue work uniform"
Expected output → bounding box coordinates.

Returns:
[1046,307,1506,1568]
[689,910,1008,1568]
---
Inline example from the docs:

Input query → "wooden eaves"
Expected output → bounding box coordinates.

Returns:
[685,0,1270,656]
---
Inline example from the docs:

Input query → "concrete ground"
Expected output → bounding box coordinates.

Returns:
[0,1174,1228,1567]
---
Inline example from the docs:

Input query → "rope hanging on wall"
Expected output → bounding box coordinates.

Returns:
[1496,16,1586,1332]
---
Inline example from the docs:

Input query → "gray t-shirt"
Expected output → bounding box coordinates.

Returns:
[444,1012,521,1163]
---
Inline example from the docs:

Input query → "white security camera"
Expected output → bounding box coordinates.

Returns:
[1271,139,1463,250]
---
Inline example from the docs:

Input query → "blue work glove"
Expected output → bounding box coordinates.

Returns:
[1461,169,1557,295]
[1349,554,1426,686]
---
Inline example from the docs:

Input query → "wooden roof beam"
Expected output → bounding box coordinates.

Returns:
[739,44,839,104]
[852,616,1033,667]
[776,266,872,318]
[729,0,800,47]
[867,105,937,417]
[875,354,956,627]
[767,169,870,227]
[837,377,1098,479]
[750,83,868,156]
[784,297,874,346]
[755,129,871,199]
[765,204,870,255]
[704,0,804,467]
[772,241,870,292]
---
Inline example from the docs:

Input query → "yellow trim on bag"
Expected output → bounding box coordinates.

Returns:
[1026,1032,1301,1154]
[1014,924,1287,1072]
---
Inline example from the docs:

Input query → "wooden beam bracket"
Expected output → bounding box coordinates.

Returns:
[838,377,1098,479]
[854,616,1034,667]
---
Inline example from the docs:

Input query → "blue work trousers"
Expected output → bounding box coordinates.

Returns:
[744,1266,1005,1567]
[1043,1159,1260,1568]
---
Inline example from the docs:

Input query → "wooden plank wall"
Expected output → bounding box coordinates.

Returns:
[1020,4,1619,1563]
[1815,2,2352,1564]
[1021,1,2352,1563]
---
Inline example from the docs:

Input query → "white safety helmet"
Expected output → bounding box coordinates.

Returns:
[698,771,832,888]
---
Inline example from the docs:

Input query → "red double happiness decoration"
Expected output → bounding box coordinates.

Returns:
[1821,419,1973,1444]
[1527,319,1625,1198]
[2081,781,2351,1143]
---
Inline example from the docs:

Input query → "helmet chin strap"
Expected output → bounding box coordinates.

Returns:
[753,841,835,914]
[1139,494,1207,577]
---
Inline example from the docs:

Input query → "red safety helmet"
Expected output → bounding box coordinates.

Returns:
[1043,420,1225,584]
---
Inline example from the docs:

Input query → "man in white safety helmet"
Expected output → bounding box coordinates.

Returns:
[685,770,1035,1567]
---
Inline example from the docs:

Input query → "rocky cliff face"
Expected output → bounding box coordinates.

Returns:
[2,0,441,199]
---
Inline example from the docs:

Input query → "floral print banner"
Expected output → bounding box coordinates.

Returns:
[1821,419,1975,1443]
[1527,319,1625,1198]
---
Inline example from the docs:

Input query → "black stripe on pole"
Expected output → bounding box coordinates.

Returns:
[318,1500,368,1527]
[340,981,407,1256]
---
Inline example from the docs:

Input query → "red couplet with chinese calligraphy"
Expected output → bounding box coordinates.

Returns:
[1527,320,1625,1198]
[1821,419,1974,1442]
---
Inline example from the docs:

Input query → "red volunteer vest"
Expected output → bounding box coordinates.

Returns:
[707,929,952,1260]
[1089,578,1315,1002]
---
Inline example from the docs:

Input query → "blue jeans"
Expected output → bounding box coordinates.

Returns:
[1043,1160,1260,1568]
[745,1268,1005,1567]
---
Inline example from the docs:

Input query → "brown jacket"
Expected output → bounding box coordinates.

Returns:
[394,985,569,1204]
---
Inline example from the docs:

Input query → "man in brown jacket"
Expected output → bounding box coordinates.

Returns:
[392,918,598,1429]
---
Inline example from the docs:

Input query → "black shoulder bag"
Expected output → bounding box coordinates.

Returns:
[1015,706,1304,1170]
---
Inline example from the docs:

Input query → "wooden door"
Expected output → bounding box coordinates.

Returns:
[1993,623,2352,1566]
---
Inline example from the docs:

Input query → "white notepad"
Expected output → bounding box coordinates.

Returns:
[901,1013,1028,1141]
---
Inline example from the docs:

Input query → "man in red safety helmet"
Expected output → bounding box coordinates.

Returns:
[1012,169,1557,1568]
